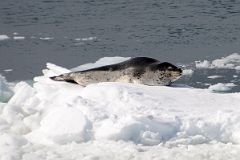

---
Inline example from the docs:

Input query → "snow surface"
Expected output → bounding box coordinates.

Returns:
[195,53,240,70]
[1,57,240,159]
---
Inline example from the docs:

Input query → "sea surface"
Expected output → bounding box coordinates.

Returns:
[0,0,240,91]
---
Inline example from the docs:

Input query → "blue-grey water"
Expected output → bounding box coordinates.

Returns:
[0,0,240,91]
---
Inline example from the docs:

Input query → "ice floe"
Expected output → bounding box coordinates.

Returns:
[196,53,240,70]
[39,37,54,40]
[182,69,194,76]
[0,35,10,41]
[75,37,97,41]
[3,69,13,72]
[207,75,223,79]
[13,36,25,40]
[208,83,236,92]
[0,74,14,102]
[1,57,240,159]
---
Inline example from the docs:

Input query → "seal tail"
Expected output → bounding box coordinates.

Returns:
[50,73,78,84]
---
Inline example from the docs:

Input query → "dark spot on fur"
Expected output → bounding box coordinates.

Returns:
[133,69,145,78]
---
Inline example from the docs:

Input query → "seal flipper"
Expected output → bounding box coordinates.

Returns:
[50,73,78,84]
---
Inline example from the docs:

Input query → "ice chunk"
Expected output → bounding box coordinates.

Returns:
[0,35,10,41]
[13,36,25,40]
[207,75,223,79]
[36,107,91,144]
[75,37,97,41]
[182,69,194,76]
[196,53,240,70]
[195,60,211,68]
[0,74,14,102]
[39,37,54,40]
[208,83,236,92]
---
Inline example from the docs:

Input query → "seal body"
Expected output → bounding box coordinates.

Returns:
[50,57,182,86]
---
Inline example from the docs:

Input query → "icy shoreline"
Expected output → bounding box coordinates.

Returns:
[1,57,240,159]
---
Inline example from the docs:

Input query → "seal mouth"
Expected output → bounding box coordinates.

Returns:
[170,68,182,81]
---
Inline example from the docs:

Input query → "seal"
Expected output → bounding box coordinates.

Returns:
[50,57,182,86]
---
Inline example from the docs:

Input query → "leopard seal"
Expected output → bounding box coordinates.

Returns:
[50,57,182,86]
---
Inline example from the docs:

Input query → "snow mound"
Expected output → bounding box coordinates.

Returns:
[2,63,240,145]
[27,107,91,145]
[196,53,240,70]
[1,57,240,159]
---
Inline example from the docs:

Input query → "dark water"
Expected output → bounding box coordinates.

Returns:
[0,0,240,91]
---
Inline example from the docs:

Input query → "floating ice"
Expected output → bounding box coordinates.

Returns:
[75,37,97,41]
[208,83,236,92]
[40,37,54,40]
[207,75,223,79]
[3,69,13,72]
[1,57,240,159]
[13,36,25,40]
[0,74,14,102]
[182,69,194,76]
[196,53,240,70]
[0,35,10,41]
[195,60,211,68]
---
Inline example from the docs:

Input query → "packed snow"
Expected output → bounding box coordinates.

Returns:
[195,53,240,70]
[1,57,240,159]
